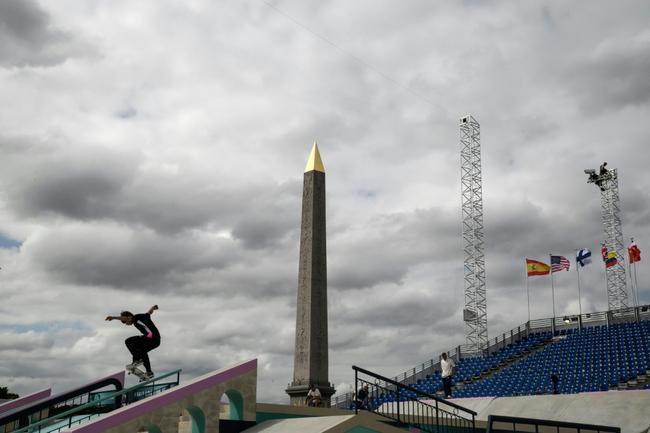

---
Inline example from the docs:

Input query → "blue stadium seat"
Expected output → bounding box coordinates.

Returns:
[447,320,650,398]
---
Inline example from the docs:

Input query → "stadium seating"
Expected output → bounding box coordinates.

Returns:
[363,332,552,408]
[453,320,650,398]
[362,320,650,409]
[410,331,552,398]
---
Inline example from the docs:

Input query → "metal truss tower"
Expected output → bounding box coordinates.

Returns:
[599,169,628,309]
[460,115,488,354]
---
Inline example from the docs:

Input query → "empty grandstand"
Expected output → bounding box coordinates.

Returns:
[454,319,650,398]
[334,304,650,409]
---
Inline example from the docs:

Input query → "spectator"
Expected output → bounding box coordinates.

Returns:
[306,384,322,407]
[551,374,559,394]
[440,353,456,398]
[355,384,369,410]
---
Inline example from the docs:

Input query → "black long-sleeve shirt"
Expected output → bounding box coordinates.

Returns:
[133,313,160,341]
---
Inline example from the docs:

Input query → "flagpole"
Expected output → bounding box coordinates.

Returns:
[628,260,637,308]
[576,250,583,316]
[526,264,531,323]
[550,254,556,323]
[633,261,639,307]
[630,237,640,308]
[602,243,608,307]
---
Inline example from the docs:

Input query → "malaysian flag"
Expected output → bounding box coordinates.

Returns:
[551,255,570,272]
[606,251,618,268]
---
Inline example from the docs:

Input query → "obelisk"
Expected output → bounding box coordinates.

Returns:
[286,142,335,406]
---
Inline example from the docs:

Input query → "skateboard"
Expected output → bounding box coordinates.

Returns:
[126,364,151,382]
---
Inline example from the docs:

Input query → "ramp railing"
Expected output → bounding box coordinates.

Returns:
[0,389,52,416]
[353,365,476,433]
[486,414,620,433]
[8,370,181,433]
[0,372,125,433]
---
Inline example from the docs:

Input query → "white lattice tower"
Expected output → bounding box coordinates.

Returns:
[600,169,628,309]
[460,115,488,353]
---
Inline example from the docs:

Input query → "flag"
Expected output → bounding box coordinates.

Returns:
[606,251,618,268]
[629,241,641,264]
[576,249,592,267]
[527,258,551,276]
[601,244,608,262]
[551,255,570,272]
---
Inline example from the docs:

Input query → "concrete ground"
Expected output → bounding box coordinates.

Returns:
[418,390,650,433]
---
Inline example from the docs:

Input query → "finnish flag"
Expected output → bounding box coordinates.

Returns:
[577,249,592,267]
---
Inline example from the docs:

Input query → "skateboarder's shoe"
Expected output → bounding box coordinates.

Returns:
[145,372,155,380]
[126,360,144,372]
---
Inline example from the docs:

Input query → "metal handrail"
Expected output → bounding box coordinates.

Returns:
[10,370,182,433]
[353,365,476,433]
[0,375,124,427]
[486,414,620,433]
[352,365,477,415]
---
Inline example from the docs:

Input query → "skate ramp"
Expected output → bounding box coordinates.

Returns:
[0,371,125,431]
[66,359,257,433]
[247,411,408,433]
[245,415,356,433]
[0,388,51,415]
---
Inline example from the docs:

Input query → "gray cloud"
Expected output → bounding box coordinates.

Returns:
[230,181,301,249]
[1,138,138,219]
[1,135,303,244]
[330,208,459,290]
[335,290,456,329]
[0,0,91,67]
[0,331,54,352]
[22,223,239,290]
[1,0,649,405]
[568,32,650,113]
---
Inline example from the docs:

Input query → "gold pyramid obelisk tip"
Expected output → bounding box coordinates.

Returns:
[304,141,325,173]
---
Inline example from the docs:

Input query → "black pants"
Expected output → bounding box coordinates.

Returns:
[125,336,160,373]
[442,376,453,397]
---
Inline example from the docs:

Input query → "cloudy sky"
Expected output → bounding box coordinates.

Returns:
[1,0,649,403]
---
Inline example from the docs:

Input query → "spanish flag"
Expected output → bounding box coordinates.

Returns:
[526,258,551,276]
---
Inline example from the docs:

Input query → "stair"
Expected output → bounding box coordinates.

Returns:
[618,369,650,391]
[455,336,557,393]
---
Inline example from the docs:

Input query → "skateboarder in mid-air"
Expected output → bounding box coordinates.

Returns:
[106,305,160,380]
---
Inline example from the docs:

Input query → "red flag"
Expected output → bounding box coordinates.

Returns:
[526,258,551,276]
[629,241,641,264]
[601,244,608,262]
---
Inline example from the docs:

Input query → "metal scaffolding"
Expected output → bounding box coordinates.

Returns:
[460,115,488,353]
[599,169,628,309]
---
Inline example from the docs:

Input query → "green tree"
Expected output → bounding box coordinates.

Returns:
[0,386,19,399]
